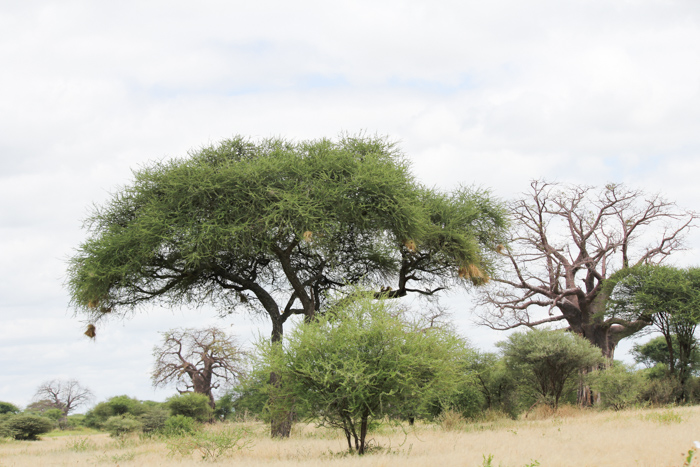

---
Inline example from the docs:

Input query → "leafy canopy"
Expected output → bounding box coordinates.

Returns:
[498,329,602,409]
[255,291,472,454]
[67,134,507,340]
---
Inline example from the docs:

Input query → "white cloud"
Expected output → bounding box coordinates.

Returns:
[1,0,699,407]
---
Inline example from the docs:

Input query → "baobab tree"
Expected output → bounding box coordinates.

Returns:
[152,327,245,409]
[33,379,93,419]
[478,181,696,399]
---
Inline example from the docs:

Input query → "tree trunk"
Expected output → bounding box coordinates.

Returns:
[358,412,369,455]
[269,321,293,438]
[577,322,615,406]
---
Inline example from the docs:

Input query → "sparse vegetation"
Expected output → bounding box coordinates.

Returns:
[0,405,698,466]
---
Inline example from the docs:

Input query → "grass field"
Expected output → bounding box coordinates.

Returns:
[1,405,699,466]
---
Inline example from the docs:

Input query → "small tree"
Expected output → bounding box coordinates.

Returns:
[32,379,93,424]
[498,329,602,410]
[257,292,470,455]
[607,265,700,398]
[631,335,700,374]
[152,327,246,409]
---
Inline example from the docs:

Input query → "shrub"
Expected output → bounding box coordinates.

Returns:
[639,376,681,405]
[0,413,14,438]
[4,414,54,440]
[587,362,643,410]
[103,415,143,437]
[84,395,149,429]
[166,425,253,461]
[258,292,471,454]
[140,407,170,433]
[163,415,197,437]
[167,393,212,422]
[0,402,20,415]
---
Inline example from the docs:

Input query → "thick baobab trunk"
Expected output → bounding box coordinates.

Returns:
[577,322,615,407]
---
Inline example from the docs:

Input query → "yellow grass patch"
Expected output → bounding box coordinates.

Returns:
[1,406,699,466]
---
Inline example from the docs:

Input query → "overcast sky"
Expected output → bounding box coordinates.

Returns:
[1,0,699,410]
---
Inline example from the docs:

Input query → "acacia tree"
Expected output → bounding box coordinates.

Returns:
[498,330,602,410]
[606,265,700,397]
[477,181,695,404]
[33,379,93,418]
[258,292,470,455]
[152,327,245,409]
[66,134,507,436]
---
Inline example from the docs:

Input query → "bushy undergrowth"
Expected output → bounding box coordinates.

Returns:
[103,414,143,437]
[3,414,54,440]
[166,424,254,461]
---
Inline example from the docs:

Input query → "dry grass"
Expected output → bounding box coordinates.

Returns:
[1,406,699,466]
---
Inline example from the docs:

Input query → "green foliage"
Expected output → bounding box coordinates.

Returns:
[0,413,13,438]
[470,352,522,418]
[167,393,213,422]
[103,414,143,437]
[166,425,253,461]
[4,414,54,440]
[257,292,471,454]
[140,406,170,433]
[66,134,506,340]
[83,395,153,429]
[0,402,20,415]
[498,330,603,409]
[163,415,197,437]
[66,437,98,452]
[587,362,643,410]
[224,376,271,422]
[43,408,63,423]
[607,265,700,396]
[643,409,684,424]
[632,335,700,375]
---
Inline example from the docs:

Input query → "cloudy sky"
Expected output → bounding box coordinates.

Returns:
[1,0,699,410]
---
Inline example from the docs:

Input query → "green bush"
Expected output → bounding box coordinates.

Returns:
[140,407,170,433]
[84,395,161,429]
[4,414,54,440]
[163,415,197,436]
[258,292,471,454]
[103,415,143,437]
[0,413,14,438]
[167,393,212,422]
[0,402,20,415]
[638,375,681,405]
[587,362,643,410]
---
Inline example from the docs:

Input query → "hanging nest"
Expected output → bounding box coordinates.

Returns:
[84,324,96,339]
[403,239,417,252]
[100,307,112,314]
[87,299,99,309]
[303,231,313,242]
[496,244,506,255]
[458,264,490,285]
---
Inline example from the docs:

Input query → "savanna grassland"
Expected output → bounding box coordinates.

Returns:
[1,405,699,467]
